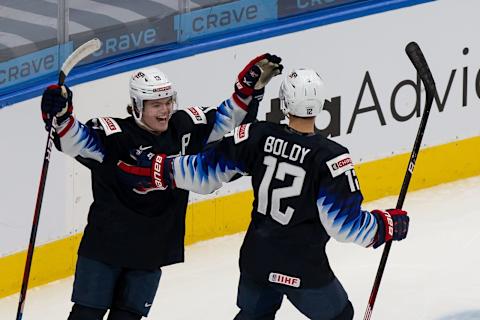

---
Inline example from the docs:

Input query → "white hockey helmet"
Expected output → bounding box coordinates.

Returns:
[129,67,177,121]
[279,68,326,118]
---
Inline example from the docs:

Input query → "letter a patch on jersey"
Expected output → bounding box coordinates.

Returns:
[326,153,354,178]
[233,123,250,144]
[98,117,122,136]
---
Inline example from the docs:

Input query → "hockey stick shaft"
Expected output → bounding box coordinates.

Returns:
[15,38,101,320]
[15,123,55,320]
[363,42,436,320]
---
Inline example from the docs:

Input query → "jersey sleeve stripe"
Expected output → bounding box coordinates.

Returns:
[232,93,248,111]
[317,190,377,247]
[172,150,244,195]
[57,116,75,137]
[117,160,151,176]
[206,97,247,144]
[54,116,105,163]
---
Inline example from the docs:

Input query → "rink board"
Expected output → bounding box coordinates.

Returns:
[1,0,480,298]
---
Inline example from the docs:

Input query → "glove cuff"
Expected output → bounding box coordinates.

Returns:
[232,93,250,111]
[56,104,73,124]
[151,154,168,190]
[235,80,254,98]
[372,209,394,248]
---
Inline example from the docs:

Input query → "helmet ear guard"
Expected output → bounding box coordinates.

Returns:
[279,68,326,118]
[131,96,141,120]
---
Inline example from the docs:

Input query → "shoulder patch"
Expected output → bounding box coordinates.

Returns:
[184,106,207,124]
[326,153,354,177]
[233,123,251,144]
[97,117,122,136]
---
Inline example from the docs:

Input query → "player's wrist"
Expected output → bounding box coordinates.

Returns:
[371,210,390,248]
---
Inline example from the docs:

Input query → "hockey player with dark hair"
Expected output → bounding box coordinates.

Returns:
[130,68,410,319]
[39,54,283,320]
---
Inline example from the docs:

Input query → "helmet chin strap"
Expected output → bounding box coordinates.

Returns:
[132,102,154,133]
[134,116,154,132]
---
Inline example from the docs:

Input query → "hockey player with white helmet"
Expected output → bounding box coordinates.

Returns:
[128,68,177,130]
[40,54,283,320]
[279,68,327,118]
[139,68,410,320]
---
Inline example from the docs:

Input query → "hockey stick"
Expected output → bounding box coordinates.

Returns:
[363,42,436,320]
[15,38,102,320]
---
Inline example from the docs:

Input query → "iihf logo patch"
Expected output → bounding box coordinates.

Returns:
[268,272,300,288]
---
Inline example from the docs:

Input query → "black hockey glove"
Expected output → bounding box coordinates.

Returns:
[234,53,283,101]
[41,84,73,126]
[116,148,172,194]
[371,209,409,248]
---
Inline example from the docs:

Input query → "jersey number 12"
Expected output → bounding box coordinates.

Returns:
[257,156,306,225]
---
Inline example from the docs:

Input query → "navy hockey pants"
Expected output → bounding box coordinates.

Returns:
[71,255,161,317]
[234,273,353,320]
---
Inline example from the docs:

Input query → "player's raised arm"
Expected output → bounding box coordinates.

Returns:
[41,85,105,163]
[205,54,283,144]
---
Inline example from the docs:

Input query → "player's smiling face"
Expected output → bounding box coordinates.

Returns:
[142,97,173,133]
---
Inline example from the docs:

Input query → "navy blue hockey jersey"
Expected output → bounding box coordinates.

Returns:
[170,121,378,287]
[51,97,248,270]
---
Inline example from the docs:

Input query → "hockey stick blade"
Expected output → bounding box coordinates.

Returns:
[58,38,102,85]
[406,42,435,93]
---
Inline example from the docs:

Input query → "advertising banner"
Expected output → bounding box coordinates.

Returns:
[73,17,176,65]
[277,0,361,18]
[0,42,72,94]
[174,0,277,42]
